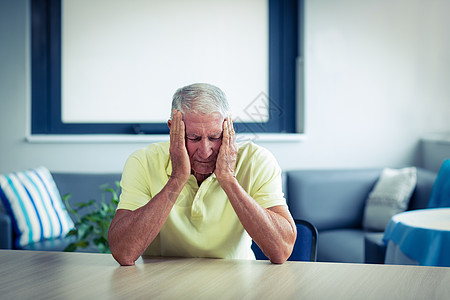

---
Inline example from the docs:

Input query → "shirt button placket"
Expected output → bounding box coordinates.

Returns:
[191,179,210,220]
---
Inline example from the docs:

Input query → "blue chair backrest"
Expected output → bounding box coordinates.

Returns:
[251,219,318,262]
[428,159,450,208]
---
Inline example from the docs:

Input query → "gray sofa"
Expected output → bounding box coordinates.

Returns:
[0,168,437,264]
[0,173,122,251]
[285,168,437,263]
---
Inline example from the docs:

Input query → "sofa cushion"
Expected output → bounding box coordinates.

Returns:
[0,213,12,249]
[287,169,381,231]
[317,229,365,263]
[363,167,417,231]
[19,235,100,252]
[20,235,75,251]
[0,167,74,247]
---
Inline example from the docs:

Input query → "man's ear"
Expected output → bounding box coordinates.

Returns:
[167,120,172,129]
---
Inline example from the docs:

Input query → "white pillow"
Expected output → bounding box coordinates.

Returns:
[363,167,417,231]
[0,167,74,247]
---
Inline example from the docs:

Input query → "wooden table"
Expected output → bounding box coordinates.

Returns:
[0,250,449,299]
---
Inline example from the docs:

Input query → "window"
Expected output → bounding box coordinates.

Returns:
[31,0,302,135]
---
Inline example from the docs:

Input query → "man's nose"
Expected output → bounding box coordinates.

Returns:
[198,139,213,158]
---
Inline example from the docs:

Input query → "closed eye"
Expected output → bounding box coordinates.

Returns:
[186,136,201,142]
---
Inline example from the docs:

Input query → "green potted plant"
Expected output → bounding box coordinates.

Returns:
[63,181,120,253]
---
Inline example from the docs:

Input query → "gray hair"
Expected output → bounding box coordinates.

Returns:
[170,83,231,119]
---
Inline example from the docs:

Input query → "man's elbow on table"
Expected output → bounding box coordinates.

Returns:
[267,226,297,264]
[270,256,287,264]
[110,248,137,266]
[268,247,293,264]
[264,238,296,264]
[108,234,138,266]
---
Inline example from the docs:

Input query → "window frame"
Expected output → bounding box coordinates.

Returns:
[31,0,301,135]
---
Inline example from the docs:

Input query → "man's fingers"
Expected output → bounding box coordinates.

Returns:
[170,110,177,144]
[170,110,185,147]
[226,117,235,145]
[229,117,235,136]
[173,110,179,134]
[222,119,229,147]
[178,116,185,143]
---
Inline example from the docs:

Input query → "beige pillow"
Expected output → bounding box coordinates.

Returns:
[363,167,417,231]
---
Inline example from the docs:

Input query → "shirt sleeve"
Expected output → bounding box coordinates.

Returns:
[248,146,287,209]
[117,150,152,211]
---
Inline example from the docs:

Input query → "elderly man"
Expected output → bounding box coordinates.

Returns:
[108,83,296,266]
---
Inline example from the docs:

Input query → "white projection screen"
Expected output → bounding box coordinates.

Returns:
[61,0,269,124]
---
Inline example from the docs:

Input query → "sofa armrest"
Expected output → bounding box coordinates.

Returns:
[364,232,387,264]
[0,212,13,249]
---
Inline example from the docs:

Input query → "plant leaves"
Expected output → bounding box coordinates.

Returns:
[63,181,119,253]
[75,240,89,248]
[77,223,93,240]
[64,243,77,252]
[66,228,77,238]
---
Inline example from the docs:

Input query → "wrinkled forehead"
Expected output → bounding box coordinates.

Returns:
[184,112,224,136]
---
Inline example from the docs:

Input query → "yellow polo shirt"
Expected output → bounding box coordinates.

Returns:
[118,141,286,260]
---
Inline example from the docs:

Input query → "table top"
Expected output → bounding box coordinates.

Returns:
[0,250,449,299]
[384,208,450,266]
[391,208,450,230]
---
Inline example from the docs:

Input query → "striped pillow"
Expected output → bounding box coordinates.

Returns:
[0,167,74,247]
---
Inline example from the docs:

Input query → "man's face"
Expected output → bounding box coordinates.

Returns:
[183,112,224,176]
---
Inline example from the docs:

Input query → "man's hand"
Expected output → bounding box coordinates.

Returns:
[169,110,191,185]
[214,117,296,264]
[215,117,238,183]
[109,109,191,266]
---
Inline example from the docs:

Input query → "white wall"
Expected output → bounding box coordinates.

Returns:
[1,0,449,175]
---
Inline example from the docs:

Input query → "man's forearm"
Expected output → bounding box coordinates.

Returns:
[108,177,184,266]
[218,177,297,264]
